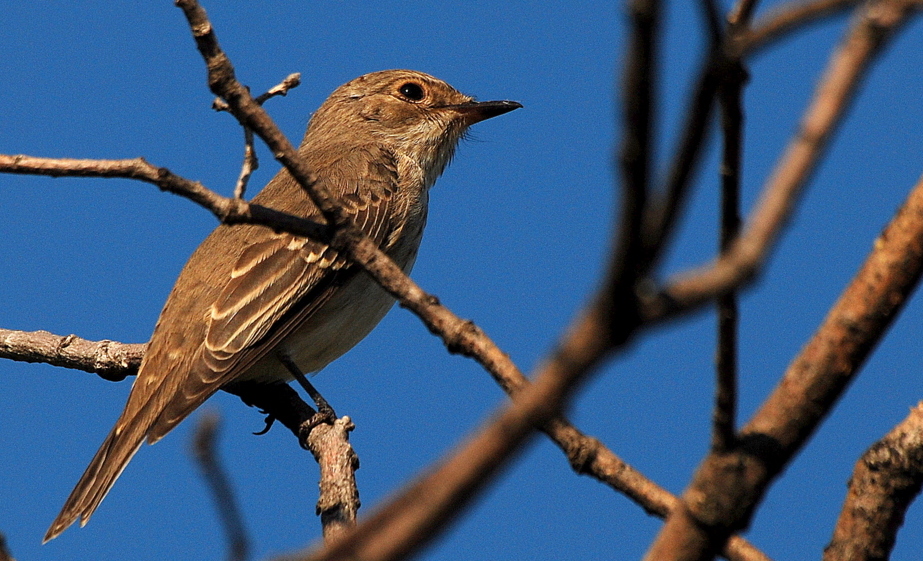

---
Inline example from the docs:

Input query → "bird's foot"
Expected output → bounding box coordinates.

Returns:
[297,404,337,446]
[253,414,276,435]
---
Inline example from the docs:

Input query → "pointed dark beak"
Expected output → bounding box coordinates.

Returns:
[447,100,523,124]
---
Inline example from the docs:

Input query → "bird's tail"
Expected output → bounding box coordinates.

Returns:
[43,408,151,542]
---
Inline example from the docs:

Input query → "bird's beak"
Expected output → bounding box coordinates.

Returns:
[445,100,523,125]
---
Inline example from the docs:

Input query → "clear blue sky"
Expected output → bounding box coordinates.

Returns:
[2,1,923,560]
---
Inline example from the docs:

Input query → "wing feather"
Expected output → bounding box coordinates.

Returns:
[150,143,402,435]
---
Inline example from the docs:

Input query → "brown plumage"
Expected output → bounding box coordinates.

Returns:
[44,69,520,542]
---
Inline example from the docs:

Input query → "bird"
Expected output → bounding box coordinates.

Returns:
[44,69,521,541]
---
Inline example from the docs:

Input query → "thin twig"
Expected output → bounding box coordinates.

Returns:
[211,73,301,112]
[640,1,721,272]
[192,412,251,561]
[214,73,301,198]
[233,127,257,199]
[712,8,749,453]
[254,73,302,105]
[740,0,863,54]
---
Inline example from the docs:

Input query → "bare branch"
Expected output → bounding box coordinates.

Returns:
[0,328,145,381]
[823,402,923,561]
[0,154,334,241]
[741,0,863,54]
[233,127,257,199]
[645,162,923,559]
[192,412,251,561]
[711,12,749,451]
[641,0,919,325]
[224,382,360,541]
[213,73,301,198]
[254,72,302,105]
[306,418,361,542]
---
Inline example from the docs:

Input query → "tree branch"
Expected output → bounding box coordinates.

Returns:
[213,72,302,198]
[823,402,923,561]
[711,1,751,453]
[712,72,744,452]
[0,328,145,381]
[645,162,923,559]
[740,0,864,54]
[224,382,361,541]
[0,154,331,241]
[640,0,919,325]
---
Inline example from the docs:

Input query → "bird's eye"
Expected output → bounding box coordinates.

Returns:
[398,82,425,101]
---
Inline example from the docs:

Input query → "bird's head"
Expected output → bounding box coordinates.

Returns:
[302,70,521,185]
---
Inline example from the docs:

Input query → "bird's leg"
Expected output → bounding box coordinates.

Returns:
[276,352,337,436]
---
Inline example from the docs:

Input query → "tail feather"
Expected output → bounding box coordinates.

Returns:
[44,406,153,542]
[44,358,223,541]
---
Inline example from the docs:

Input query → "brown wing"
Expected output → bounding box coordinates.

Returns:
[202,234,346,375]
[152,143,401,435]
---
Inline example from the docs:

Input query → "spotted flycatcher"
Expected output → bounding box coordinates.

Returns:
[45,69,520,541]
